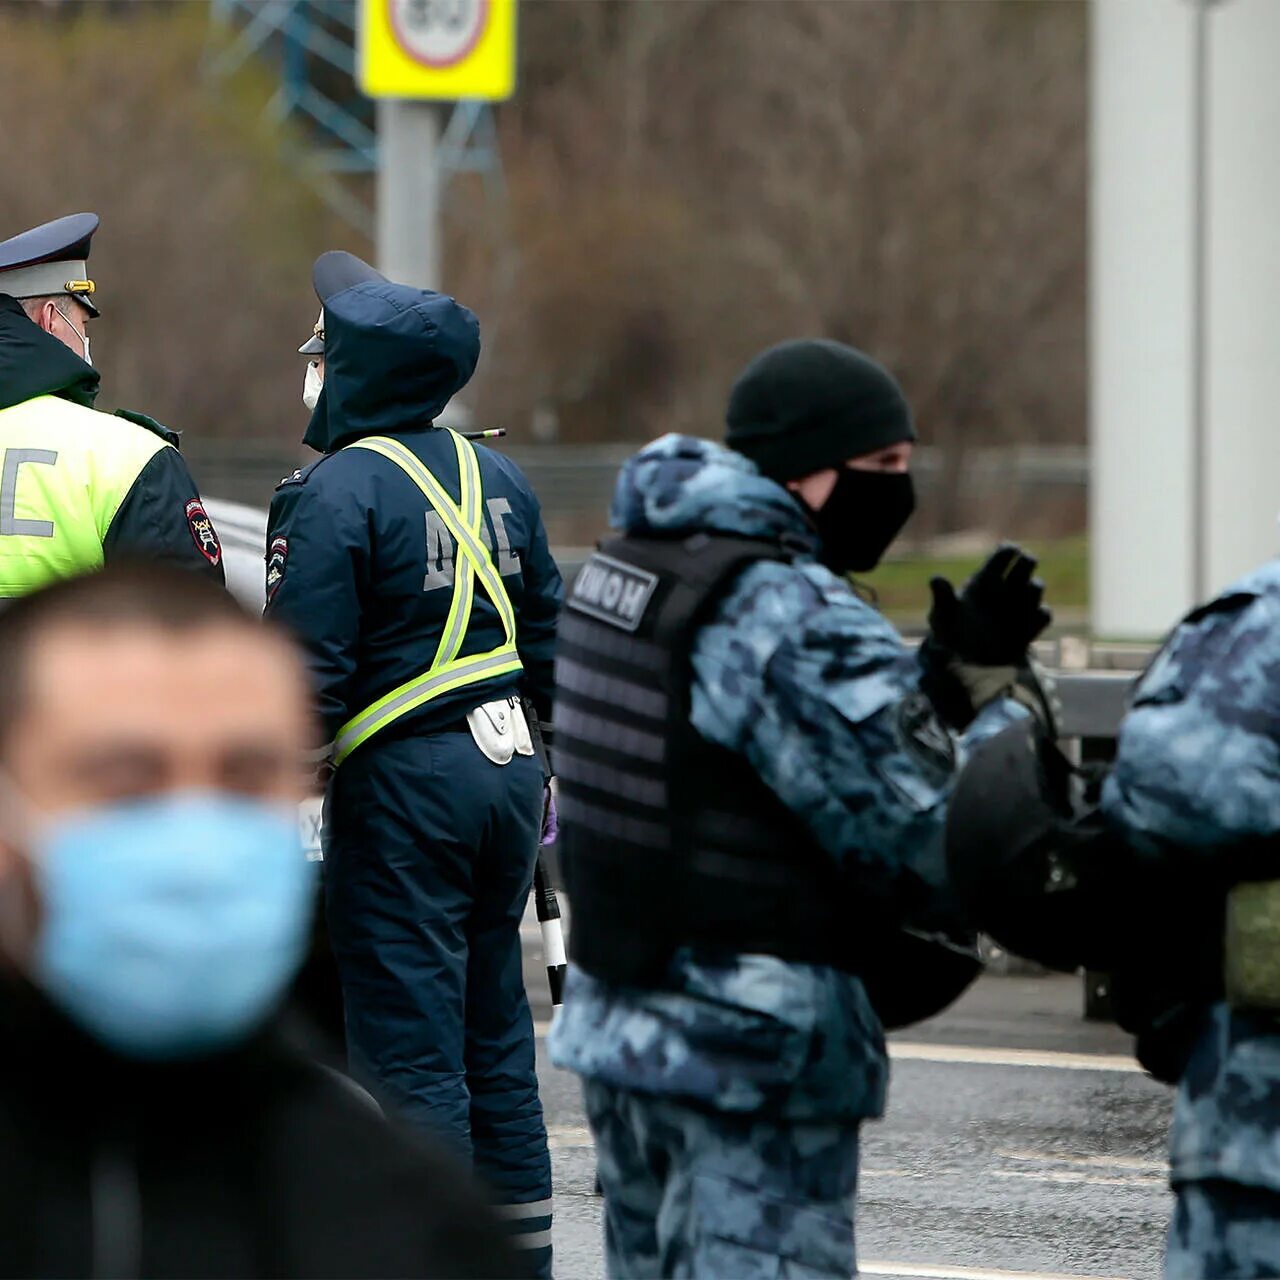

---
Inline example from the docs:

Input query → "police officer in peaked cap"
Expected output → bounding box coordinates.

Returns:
[0,213,224,593]
[265,252,562,1275]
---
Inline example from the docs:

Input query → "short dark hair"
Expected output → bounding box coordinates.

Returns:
[0,565,260,751]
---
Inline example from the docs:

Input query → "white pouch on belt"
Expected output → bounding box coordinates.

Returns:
[298,796,325,863]
[467,697,535,765]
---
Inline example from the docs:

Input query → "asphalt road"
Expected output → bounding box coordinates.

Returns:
[522,921,1173,1280]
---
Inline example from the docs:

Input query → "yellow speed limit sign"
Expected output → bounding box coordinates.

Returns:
[358,0,517,101]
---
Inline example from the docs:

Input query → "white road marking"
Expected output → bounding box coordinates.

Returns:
[535,1022,1142,1076]
[860,1152,1166,1190]
[555,1148,1161,1191]
[889,1042,1141,1073]
[546,1124,594,1150]
[997,1148,1166,1174]
[993,1168,1164,1189]
[861,1264,1129,1280]
[851,1157,1166,1191]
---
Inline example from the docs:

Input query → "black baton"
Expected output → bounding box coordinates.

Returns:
[524,701,567,1007]
[533,855,566,1006]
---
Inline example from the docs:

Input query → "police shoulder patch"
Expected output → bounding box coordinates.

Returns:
[266,535,288,603]
[185,499,221,567]
[568,553,658,632]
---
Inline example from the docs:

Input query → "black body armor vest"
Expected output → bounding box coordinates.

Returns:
[554,531,856,987]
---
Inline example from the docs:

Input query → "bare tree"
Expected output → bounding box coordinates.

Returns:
[0,0,1086,538]
[466,0,1086,532]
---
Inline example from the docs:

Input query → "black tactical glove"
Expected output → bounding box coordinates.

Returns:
[919,544,1055,731]
[927,543,1051,665]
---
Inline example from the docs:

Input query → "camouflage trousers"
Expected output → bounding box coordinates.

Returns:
[1165,1180,1280,1278]
[583,1081,860,1279]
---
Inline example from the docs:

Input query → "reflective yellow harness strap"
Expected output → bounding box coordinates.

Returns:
[433,431,481,669]
[363,433,519,637]
[332,432,522,766]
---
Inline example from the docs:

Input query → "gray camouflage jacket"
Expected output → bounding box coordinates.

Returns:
[1103,559,1280,1192]
[549,435,1019,1121]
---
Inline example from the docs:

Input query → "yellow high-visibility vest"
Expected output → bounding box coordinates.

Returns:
[332,430,523,766]
[0,394,173,597]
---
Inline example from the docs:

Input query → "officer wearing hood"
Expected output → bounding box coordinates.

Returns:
[265,253,562,1275]
[0,214,223,590]
[549,339,1057,1278]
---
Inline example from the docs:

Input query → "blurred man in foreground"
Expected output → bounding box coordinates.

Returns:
[0,213,224,590]
[0,566,514,1279]
[550,338,1056,1277]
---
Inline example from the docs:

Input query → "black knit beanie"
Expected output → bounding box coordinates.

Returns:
[724,339,915,482]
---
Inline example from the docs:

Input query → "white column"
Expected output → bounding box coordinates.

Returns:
[376,99,441,290]
[1090,0,1197,638]
[1203,0,1280,594]
[1091,0,1280,638]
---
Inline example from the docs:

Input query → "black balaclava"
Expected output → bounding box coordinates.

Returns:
[725,338,917,572]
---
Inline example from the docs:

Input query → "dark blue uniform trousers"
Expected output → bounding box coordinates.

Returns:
[325,729,552,1275]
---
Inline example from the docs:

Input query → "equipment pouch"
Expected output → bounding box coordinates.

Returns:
[298,796,325,863]
[1225,879,1280,1011]
[467,697,535,766]
[511,698,535,758]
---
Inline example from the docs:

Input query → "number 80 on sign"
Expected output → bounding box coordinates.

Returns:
[358,0,517,101]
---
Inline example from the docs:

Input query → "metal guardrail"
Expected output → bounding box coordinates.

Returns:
[210,494,1141,740]
[214,480,1139,1024]
[186,442,1090,518]
[1053,671,1135,738]
[221,489,1138,1014]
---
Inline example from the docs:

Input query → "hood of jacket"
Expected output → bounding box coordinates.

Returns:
[303,280,480,454]
[0,294,100,413]
[610,433,819,552]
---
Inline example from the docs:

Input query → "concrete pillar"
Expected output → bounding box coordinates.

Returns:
[1090,0,1280,639]
[1203,0,1280,596]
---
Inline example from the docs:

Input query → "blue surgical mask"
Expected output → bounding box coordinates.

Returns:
[25,791,313,1060]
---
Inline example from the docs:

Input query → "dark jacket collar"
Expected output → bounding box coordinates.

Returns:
[0,293,100,413]
[0,969,299,1121]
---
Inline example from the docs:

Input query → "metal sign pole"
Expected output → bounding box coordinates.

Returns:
[376,98,441,290]
[362,0,515,289]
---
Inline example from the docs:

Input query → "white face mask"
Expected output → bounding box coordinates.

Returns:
[302,360,323,412]
[53,303,91,366]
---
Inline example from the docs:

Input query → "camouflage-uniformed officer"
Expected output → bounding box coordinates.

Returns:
[549,340,1056,1278]
[1098,559,1280,1279]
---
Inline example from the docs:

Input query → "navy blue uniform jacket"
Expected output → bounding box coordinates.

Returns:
[263,280,561,752]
